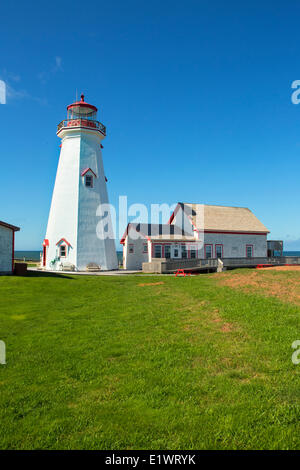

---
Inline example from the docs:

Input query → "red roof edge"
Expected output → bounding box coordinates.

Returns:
[81,168,97,177]
[120,224,151,244]
[56,238,71,247]
[0,220,20,232]
[167,203,180,225]
[67,95,97,113]
[120,224,130,244]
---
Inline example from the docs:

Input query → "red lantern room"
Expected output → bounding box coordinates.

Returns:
[57,94,106,136]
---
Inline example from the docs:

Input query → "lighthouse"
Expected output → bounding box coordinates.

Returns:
[43,95,118,271]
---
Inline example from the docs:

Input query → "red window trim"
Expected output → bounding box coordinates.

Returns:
[246,244,254,258]
[204,244,213,258]
[81,168,97,177]
[215,244,224,258]
[56,238,71,247]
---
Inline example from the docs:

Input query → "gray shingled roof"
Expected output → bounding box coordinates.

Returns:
[180,203,269,233]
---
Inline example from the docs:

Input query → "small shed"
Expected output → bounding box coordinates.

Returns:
[0,221,20,274]
[267,240,283,257]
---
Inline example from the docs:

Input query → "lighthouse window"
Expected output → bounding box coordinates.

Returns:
[85,175,93,187]
[60,245,66,257]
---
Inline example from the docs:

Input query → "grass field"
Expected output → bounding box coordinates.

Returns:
[0,268,300,450]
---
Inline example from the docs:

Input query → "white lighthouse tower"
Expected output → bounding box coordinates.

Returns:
[42,94,118,271]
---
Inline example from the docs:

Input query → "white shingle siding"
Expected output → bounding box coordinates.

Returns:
[123,227,149,270]
[0,225,13,273]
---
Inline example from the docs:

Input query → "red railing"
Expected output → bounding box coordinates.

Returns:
[57,119,106,135]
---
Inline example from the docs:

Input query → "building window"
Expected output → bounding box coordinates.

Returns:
[154,245,162,258]
[129,244,134,254]
[164,245,171,259]
[172,245,180,258]
[60,245,66,257]
[143,244,148,253]
[205,244,213,259]
[190,246,196,259]
[246,245,253,258]
[85,175,93,187]
[181,245,187,259]
[215,244,223,259]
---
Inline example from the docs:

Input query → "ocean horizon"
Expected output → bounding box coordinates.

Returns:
[15,250,124,262]
[14,250,300,262]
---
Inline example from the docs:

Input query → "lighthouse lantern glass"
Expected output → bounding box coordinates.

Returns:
[67,107,97,121]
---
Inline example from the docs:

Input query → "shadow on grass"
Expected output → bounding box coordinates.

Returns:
[24,271,75,280]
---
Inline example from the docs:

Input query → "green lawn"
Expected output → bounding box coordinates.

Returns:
[0,270,299,449]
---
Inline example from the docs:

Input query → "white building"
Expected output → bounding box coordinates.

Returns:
[43,95,118,271]
[121,203,269,270]
[0,221,20,274]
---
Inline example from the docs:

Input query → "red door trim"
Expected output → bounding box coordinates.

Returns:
[43,246,46,266]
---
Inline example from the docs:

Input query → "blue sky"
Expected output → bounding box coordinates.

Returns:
[1,0,300,250]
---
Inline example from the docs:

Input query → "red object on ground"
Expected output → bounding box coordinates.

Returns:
[257,264,276,269]
[175,269,191,277]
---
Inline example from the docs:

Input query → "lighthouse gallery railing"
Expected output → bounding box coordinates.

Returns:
[57,119,106,135]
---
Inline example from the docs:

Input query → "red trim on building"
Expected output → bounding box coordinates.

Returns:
[167,203,181,225]
[0,221,20,232]
[56,238,71,247]
[42,239,49,266]
[204,244,213,259]
[120,224,151,245]
[67,94,97,113]
[215,244,224,258]
[43,246,46,267]
[204,230,267,235]
[81,168,97,177]
[167,212,175,225]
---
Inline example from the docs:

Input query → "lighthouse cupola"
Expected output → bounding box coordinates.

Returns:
[57,93,106,136]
